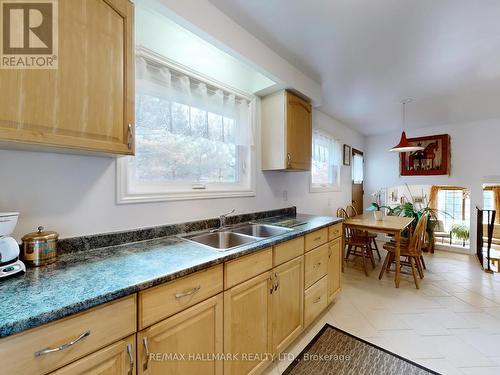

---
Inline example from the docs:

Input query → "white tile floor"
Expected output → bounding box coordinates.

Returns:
[263,249,500,375]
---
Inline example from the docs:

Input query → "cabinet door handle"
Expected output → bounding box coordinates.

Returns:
[287,153,291,167]
[273,272,279,291]
[34,330,90,357]
[269,275,274,294]
[143,337,150,371]
[126,343,134,375]
[313,296,322,304]
[175,286,201,299]
[127,124,133,150]
[313,261,322,268]
[314,236,321,241]
[328,249,332,258]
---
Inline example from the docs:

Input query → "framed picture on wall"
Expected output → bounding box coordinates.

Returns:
[400,134,450,176]
[343,144,351,166]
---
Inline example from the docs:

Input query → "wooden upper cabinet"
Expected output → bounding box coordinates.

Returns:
[0,0,135,155]
[286,92,312,170]
[261,90,312,171]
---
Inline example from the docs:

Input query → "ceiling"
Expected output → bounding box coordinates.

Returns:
[209,0,500,135]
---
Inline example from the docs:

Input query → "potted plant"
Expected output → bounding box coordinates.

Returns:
[380,184,450,250]
[450,222,470,247]
[367,190,392,220]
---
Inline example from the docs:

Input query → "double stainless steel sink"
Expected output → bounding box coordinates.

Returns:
[182,224,293,251]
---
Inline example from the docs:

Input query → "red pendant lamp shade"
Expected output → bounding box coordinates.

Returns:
[389,99,425,153]
[389,131,424,152]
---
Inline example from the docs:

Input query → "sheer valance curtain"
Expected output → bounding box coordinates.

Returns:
[311,130,342,190]
[136,55,254,147]
[312,130,342,167]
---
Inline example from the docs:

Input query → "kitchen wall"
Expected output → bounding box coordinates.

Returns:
[0,109,363,241]
[150,0,323,103]
[364,117,500,253]
[0,0,364,241]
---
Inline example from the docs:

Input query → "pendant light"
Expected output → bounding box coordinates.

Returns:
[389,99,424,153]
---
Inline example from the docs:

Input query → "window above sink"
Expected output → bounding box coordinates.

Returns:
[117,0,278,204]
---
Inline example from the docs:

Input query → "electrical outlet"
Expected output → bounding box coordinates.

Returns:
[283,190,288,202]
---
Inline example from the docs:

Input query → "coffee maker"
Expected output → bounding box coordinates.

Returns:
[0,212,26,279]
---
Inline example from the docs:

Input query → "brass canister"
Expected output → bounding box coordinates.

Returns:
[21,226,59,267]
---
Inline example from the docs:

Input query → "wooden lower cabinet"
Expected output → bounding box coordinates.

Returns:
[224,272,273,375]
[137,294,223,375]
[327,238,342,303]
[304,276,328,327]
[0,233,340,375]
[271,256,304,353]
[50,335,135,375]
[0,296,136,375]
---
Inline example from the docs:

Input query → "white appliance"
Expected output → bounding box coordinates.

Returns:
[0,212,25,279]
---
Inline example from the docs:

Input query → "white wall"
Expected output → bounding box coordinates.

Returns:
[135,1,275,94]
[364,118,500,253]
[0,109,362,241]
[0,1,363,241]
[152,0,323,103]
[283,110,364,217]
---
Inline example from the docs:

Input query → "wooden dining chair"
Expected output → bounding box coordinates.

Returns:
[338,208,374,276]
[346,204,381,261]
[379,215,428,289]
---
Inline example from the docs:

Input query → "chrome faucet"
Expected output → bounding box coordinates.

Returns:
[219,209,235,229]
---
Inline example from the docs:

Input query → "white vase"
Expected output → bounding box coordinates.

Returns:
[373,211,384,221]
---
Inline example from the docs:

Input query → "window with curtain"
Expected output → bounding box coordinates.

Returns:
[484,190,495,210]
[437,189,470,231]
[483,186,500,223]
[117,50,255,203]
[352,153,364,184]
[310,130,341,192]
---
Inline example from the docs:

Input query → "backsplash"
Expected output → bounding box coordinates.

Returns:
[57,206,297,254]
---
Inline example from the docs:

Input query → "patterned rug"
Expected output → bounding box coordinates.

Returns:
[283,324,440,375]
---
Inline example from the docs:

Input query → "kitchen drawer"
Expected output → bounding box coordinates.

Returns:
[273,236,304,266]
[304,276,327,327]
[305,228,328,252]
[304,243,328,289]
[224,247,272,289]
[328,223,342,241]
[51,334,135,375]
[0,295,136,375]
[139,264,223,329]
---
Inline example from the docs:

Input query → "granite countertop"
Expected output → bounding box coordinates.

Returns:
[0,214,342,338]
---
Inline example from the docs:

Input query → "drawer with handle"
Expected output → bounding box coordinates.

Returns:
[139,264,223,329]
[51,334,135,375]
[305,228,328,252]
[328,223,342,240]
[304,276,327,327]
[0,295,136,375]
[273,236,304,266]
[224,247,272,289]
[304,243,328,289]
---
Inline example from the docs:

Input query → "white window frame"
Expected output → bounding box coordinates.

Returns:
[117,48,256,204]
[309,130,341,193]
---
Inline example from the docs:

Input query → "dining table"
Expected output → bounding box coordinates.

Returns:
[343,213,414,288]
